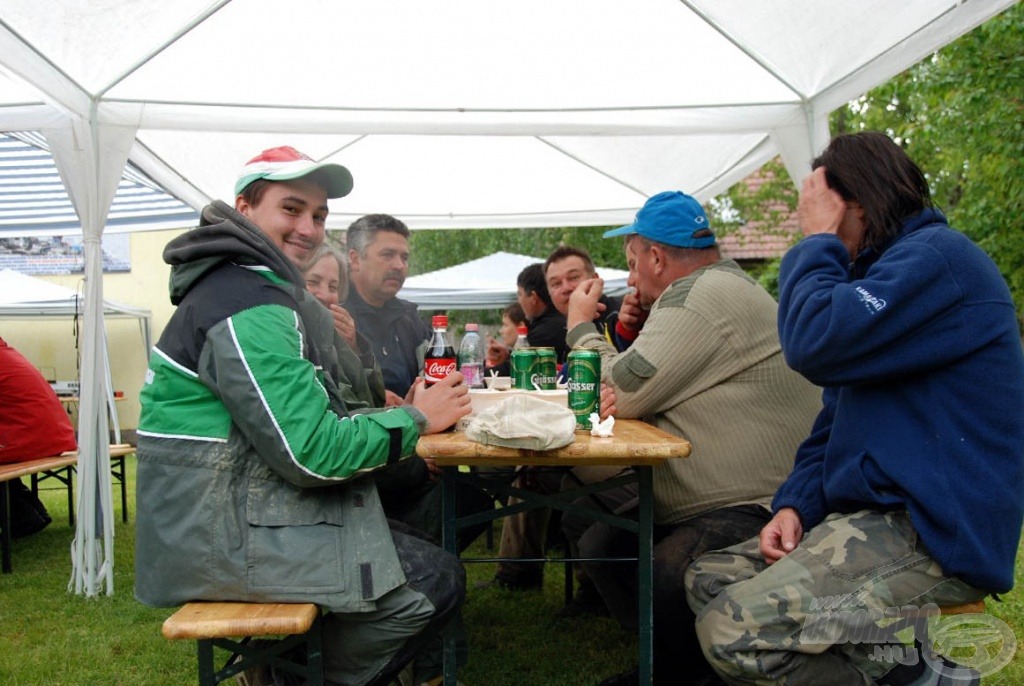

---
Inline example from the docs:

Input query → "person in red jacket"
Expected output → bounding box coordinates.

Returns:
[0,336,77,537]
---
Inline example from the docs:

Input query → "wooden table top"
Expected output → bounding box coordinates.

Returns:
[417,418,690,467]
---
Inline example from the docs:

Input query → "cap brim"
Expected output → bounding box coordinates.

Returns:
[235,163,354,199]
[602,224,638,239]
[267,163,354,199]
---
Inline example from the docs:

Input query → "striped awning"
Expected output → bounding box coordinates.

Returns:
[0,132,198,237]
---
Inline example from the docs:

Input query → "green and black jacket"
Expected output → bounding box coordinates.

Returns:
[135,201,424,613]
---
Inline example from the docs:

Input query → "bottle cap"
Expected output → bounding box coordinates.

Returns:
[432,314,448,328]
[516,325,528,335]
[465,323,478,332]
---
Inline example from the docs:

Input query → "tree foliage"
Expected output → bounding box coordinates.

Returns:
[710,157,798,236]
[408,225,627,277]
[708,156,798,297]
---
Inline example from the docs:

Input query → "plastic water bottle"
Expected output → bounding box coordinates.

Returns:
[458,323,485,388]
[513,325,529,349]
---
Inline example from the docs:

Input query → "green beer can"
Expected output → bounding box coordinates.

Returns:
[535,347,558,390]
[567,349,601,429]
[510,347,539,390]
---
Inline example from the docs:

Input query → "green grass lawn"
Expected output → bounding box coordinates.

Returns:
[0,460,1020,684]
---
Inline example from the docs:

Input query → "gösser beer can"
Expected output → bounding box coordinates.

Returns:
[535,347,558,390]
[511,347,539,390]
[567,349,600,429]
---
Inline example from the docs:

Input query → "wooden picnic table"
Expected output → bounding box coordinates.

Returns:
[417,419,690,686]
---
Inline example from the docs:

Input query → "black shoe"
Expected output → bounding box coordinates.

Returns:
[876,653,981,686]
[9,480,51,539]
[692,672,727,686]
[597,667,638,686]
[597,666,723,686]
[877,658,927,686]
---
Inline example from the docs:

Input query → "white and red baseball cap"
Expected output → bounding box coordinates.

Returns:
[234,146,354,198]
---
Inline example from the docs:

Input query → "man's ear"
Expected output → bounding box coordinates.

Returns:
[348,249,360,273]
[646,244,664,275]
[235,195,249,215]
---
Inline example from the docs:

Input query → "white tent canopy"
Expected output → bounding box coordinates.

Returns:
[0,1,1013,231]
[0,0,1011,596]
[399,251,630,310]
[0,268,152,349]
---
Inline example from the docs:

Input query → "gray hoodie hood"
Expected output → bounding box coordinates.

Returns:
[163,200,305,305]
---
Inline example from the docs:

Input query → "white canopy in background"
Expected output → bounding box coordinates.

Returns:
[399,251,630,310]
[0,268,152,350]
[0,0,1012,596]
[0,268,152,447]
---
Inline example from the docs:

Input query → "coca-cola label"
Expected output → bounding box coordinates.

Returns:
[424,357,457,385]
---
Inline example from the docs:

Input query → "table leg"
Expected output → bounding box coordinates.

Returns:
[637,466,654,685]
[441,467,458,686]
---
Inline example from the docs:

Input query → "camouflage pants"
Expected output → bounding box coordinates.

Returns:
[685,510,985,686]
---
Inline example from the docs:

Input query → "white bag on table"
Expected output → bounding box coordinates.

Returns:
[465,394,576,450]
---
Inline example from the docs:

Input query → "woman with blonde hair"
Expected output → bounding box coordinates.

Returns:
[301,243,386,409]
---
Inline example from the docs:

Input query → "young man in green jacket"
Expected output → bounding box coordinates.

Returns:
[135,146,471,686]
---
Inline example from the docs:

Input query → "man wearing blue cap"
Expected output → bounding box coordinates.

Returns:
[565,191,821,686]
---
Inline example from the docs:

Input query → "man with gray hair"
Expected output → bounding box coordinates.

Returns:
[344,213,431,405]
[566,191,821,686]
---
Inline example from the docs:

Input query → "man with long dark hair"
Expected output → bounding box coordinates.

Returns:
[687,132,1024,685]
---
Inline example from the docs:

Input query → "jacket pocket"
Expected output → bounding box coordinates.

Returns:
[246,479,346,592]
[611,349,656,393]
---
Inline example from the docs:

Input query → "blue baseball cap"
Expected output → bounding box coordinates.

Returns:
[604,191,715,248]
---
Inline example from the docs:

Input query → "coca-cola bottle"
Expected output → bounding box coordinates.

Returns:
[423,314,457,387]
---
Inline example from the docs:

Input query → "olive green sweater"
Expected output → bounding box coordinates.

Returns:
[567,259,821,524]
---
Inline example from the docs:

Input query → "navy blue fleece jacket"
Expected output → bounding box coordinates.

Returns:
[773,208,1024,593]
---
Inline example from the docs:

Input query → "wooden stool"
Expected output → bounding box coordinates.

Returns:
[938,600,985,616]
[162,602,323,686]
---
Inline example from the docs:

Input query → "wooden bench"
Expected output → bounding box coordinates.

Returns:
[0,443,136,574]
[29,443,136,527]
[162,602,324,686]
[0,454,79,574]
[937,600,985,616]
